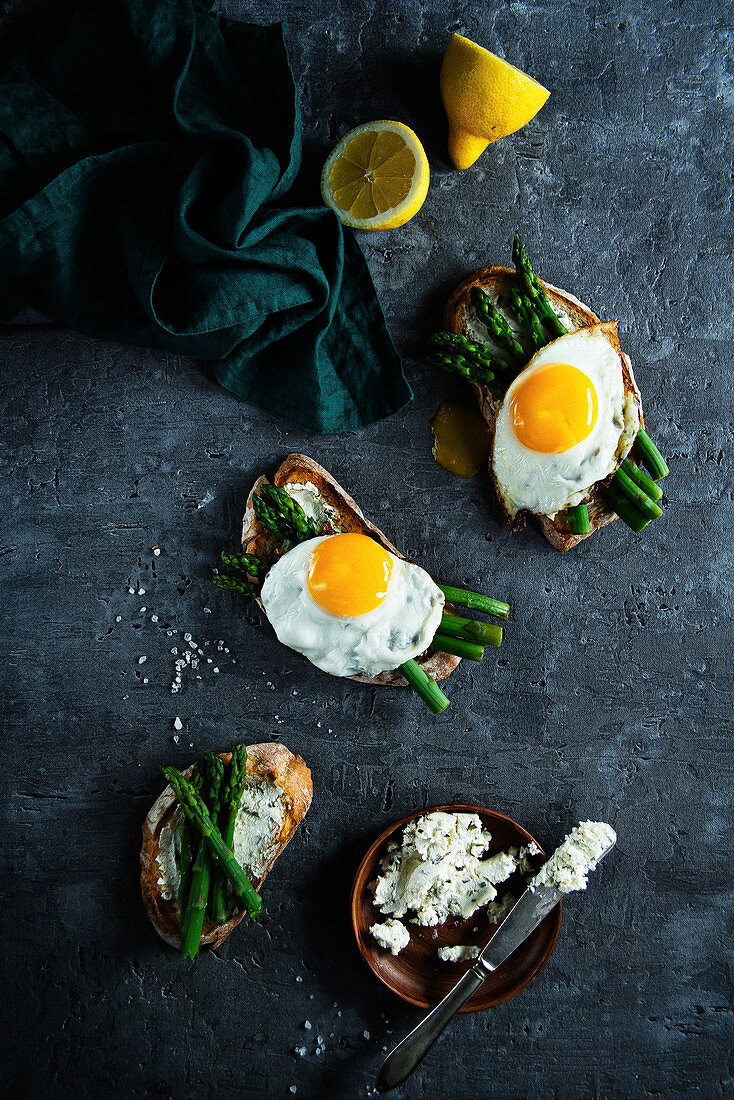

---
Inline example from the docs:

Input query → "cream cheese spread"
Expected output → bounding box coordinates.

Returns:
[369,812,540,960]
[369,919,411,956]
[437,944,480,963]
[530,820,616,893]
[284,482,343,534]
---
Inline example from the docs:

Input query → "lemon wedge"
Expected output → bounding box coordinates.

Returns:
[320,121,430,231]
[440,34,550,169]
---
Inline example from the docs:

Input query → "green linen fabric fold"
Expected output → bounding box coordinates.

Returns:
[0,0,412,432]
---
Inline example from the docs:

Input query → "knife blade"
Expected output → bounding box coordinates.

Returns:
[376,833,615,1093]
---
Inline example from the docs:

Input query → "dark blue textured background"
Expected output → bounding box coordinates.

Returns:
[1,1,732,1096]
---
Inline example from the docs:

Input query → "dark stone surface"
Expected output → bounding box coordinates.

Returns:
[1,1,732,1097]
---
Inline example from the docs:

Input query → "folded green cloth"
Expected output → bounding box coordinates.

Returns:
[0,0,412,432]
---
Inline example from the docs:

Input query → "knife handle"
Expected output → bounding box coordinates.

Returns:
[376,961,488,1092]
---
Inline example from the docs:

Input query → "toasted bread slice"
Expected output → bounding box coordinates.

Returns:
[140,742,312,950]
[241,454,461,686]
[445,266,643,550]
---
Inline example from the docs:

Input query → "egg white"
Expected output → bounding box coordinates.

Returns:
[492,331,641,518]
[260,535,445,678]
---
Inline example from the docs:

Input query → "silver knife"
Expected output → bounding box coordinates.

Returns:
[376,836,615,1093]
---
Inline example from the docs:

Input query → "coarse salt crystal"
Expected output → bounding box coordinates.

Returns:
[174,717,183,730]
[304,1020,311,1030]
[139,606,147,613]
[151,615,158,623]
[153,548,161,556]
[115,616,122,623]
[138,656,147,664]
[128,587,135,594]
[138,588,146,595]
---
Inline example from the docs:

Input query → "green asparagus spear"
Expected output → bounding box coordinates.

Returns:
[635,429,669,480]
[212,574,260,598]
[600,485,651,534]
[567,503,590,535]
[438,585,510,619]
[507,286,547,351]
[620,457,662,502]
[470,287,526,363]
[177,762,204,917]
[257,483,320,542]
[220,551,270,578]
[426,351,500,392]
[210,743,249,924]
[180,751,224,959]
[399,659,450,715]
[440,613,502,647]
[430,331,504,369]
[512,236,568,338]
[431,631,485,662]
[612,467,664,521]
[162,766,263,918]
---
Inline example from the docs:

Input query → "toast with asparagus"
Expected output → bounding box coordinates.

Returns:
[429,237,669,550]
[141,742,312,954]
[212,454,509,714]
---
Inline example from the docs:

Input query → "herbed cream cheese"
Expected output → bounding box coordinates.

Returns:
[437,944,480,963]
[530,820,616,894]
[369,812,538,952]
[155,773,287,902]
[369,919,411,956]
[284,481,343,534]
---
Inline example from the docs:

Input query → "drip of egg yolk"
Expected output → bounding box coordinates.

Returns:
[307,533,393,617]
[430,400,492,479]
[510,362,598,453]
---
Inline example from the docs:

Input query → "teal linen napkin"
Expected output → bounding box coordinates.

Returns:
[0,0,412,432]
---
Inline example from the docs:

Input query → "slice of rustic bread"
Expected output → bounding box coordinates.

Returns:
[140,742,312,950]
[445,266,643,550]
[241,454,461,685]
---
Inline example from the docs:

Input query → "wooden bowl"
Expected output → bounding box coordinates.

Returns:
[351,804,561,1012]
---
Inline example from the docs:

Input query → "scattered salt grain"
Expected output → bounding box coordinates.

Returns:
[139,606,147,613]
[138,656,147,664]
[173,735,179,743]
[153,547,161,556]
[143,678,149,684]
[213,667,219,674]
[290,1087,297,1095]
[203,607,211,614]
[363,1031,370,1040]
[174,717,183,731]
[138,588,146,595]
[294,1047,306,1057]
[296,976,303,983]
[304,1020,311,1030]
[128,587,135,594]
[115,616,122,623]
[151,615,158,623]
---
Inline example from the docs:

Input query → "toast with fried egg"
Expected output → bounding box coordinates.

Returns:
[445,266,644,551]
[241,454,462,686]
[140,743,312,950]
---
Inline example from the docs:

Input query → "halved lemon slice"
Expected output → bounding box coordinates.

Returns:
[320,121,430,231]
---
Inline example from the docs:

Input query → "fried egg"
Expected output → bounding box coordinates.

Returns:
[492,328,641,518]
[260,533,444,678]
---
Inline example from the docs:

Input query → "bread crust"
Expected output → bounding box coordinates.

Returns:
[445,266,643,550]
[140,742,312,950]
[241,454,461,686]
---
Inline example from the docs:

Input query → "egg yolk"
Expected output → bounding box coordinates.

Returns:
[509,362,598,453]
[307,533,393,617]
